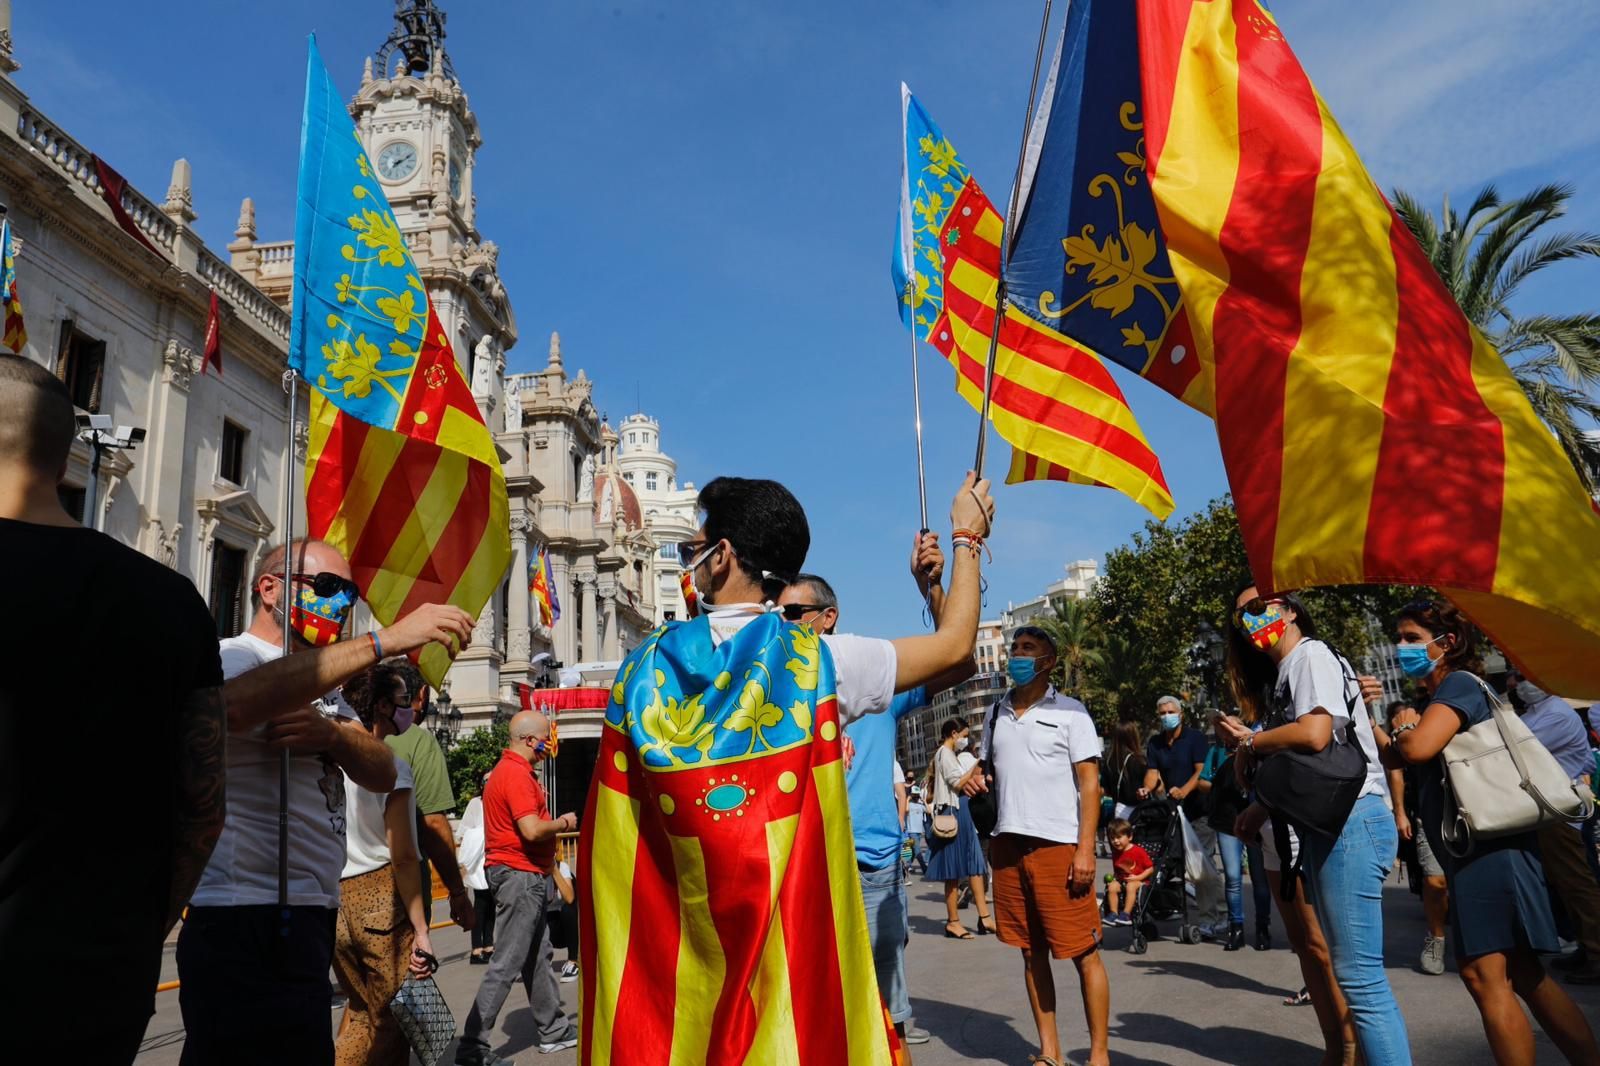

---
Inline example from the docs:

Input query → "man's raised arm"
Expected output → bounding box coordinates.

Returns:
[225,604,474,733]
[892,472,994,692]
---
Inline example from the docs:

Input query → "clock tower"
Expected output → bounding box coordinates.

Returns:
[348,0,516,398]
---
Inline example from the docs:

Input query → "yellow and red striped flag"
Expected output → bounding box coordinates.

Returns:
[1,217,25,353]
[893,86,1174,520]
[1007,0,1600,693]
[290,38,509,685]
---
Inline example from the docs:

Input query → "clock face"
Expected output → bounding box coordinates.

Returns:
[376,141,418,182]
[449,158,463,201]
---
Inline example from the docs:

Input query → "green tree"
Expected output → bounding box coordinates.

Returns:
[1082,496,1432,727]
[444,721,510,815]
[1036,597,1103,698]
[1393,183,1600,491]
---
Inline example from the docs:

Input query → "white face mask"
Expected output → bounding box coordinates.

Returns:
[955,736,970,751]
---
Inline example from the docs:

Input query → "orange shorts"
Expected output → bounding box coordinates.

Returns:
[990,833,1103,959]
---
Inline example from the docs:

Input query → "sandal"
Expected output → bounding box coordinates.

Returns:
[976,912,999,936]
[1282,986,1312,1006]
[944,921,975,940]
[1028,1056,1062,1066]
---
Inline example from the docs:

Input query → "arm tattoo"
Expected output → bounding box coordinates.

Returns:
[167,686,227,934]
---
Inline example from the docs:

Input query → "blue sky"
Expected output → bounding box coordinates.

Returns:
[19,0,1600,637]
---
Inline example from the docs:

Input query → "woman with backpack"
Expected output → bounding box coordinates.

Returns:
[1219,583,1410,1065]
[1385,600,1599,1066]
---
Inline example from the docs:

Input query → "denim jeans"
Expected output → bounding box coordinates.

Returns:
[1303,793,1412,1066]
[859,861,912,1023]
[1217,831,1271,927]
[909,832,930,874]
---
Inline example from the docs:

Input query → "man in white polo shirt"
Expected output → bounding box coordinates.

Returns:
[972,625,1109,1066]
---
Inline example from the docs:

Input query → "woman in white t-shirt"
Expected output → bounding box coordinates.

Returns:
[333,662,434,1065]
[456,775,495,965]
[1221,585,1410,1066]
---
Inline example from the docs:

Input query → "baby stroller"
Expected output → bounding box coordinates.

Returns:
[1117,798,1202,954]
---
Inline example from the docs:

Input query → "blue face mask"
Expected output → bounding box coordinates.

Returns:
[1007,656,1039,686]
[1158,713,1181,732]
[1396,638,1442,679]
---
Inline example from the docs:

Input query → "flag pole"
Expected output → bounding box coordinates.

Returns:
[278,368,299,929]
[906,283,930,534]
[973,0,1056,479]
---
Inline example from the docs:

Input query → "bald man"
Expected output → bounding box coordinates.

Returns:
[457,709,578,1063]
[0,357,226,1062]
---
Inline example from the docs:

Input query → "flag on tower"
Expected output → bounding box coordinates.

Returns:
[530,545,558,627]
[290,37,511,687]
[893,86,1174,519]
[202,288,223,377]
[1,216,25,353]
[1005,0,1600,693]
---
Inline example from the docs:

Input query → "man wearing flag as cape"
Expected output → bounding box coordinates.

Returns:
[577,472,995,1066]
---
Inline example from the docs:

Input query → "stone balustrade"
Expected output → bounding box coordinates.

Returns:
[17,106,178,255]
[256,241,294,265]
[196,247,292,341]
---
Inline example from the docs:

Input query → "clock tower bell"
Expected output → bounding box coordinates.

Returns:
[347,0,515,391]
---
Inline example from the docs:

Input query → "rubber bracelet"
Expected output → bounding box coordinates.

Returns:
[370,630,384,661]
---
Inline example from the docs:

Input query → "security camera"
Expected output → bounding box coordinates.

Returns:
[116,426,146,446]
[75,413,112,432]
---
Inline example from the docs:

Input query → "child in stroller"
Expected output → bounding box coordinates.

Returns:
[1103,819,1152,925]
[1108,798,1202,953]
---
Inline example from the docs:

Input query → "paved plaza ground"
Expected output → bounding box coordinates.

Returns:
[135,857,1600,1064]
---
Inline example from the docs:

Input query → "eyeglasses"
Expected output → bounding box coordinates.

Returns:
[676,541,707,568]
[781,603,830,621]
[292,571,361,599]
[1230,596,1282,628]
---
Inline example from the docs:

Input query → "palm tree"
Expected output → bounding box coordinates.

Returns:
[1392,183,1600,493]
[1036,597,1103,697]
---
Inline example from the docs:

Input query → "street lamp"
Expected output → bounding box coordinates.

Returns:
[76,413,145,531]
[430,684,462,748]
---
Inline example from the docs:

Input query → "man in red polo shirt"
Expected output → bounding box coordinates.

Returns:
[456,709,578,1064]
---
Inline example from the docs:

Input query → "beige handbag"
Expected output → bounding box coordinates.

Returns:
[930,807,959,839]
[1439,676,1595,857]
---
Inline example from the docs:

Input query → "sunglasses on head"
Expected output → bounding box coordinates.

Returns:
[1230,596,1282,628]
[781,603,829,622]
[1401,599,1441,617]
[292,571,361,599]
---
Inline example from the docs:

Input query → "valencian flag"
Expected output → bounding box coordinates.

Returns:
[1,216,24,353]
[1006,0,1600,693]
[578,616,896,1064]
[893,85,1174,520]
[530,544,559,627]
[290,38,510,686]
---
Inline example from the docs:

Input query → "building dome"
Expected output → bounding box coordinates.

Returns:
[592,471,643,530]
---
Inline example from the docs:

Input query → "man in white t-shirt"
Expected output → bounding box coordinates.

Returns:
[177,538,474,1066]
[973,625,1108,1066]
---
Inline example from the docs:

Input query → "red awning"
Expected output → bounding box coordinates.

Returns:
[519,686,610,713]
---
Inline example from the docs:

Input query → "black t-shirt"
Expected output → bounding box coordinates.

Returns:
[0,520,223,994]
[1146,726,1210,820]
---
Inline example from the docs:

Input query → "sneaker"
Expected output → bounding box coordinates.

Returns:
[1419,935,1446,975]
[1108,913,1131,927]
[539,1027,580,1054]
[903,1026,931,1045]
[560,961,580,983]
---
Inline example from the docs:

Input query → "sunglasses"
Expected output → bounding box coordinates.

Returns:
[781,603,830,621]
[292,571,361,599]
[676,541,707,568]
[1230,596,1282,628]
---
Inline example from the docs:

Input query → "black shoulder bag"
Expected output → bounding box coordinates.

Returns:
[967,699,1002,838]
[1250,640,1368,900]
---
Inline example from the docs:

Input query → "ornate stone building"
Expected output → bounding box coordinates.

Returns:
[0,3,675,758]
[615,411,700,622]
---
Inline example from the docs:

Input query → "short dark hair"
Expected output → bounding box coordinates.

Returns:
[791,573,838,610]
[1107,818,1133,839]
[697,477,810,598]
[0,355,75,474]
[1395,599,1484,677]
[342,661,407,727]
[385,656,426,707]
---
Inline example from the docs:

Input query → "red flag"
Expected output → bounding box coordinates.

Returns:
[202,289,223,377]
[89,155,164,257]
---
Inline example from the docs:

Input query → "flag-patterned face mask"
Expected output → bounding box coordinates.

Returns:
[285,580,356,647]
[537,719,559,759]
[1237,600,1288,651]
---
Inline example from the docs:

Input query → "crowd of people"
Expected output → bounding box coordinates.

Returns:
[4,354,1600,1066]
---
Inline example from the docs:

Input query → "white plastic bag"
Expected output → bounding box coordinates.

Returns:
[1177,806,1223,898]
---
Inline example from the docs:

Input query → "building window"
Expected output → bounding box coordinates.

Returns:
[645,472,658,491]
[663,610,676,621]
[209,544,248,638]
[219,420,247,485]
[623,473,634,485]
[56,320,106,413]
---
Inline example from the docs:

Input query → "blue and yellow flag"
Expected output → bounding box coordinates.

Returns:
[290,38,509,684]
[2,218,26,353]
